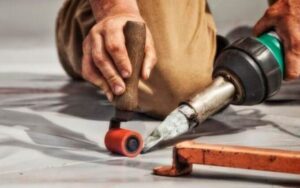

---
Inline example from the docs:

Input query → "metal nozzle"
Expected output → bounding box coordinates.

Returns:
[143,76,236,153]
[187,76,236,124]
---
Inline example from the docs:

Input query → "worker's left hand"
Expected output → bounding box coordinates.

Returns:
[253,0,300,80]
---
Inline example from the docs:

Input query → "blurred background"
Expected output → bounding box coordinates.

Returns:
[0,0,268,74]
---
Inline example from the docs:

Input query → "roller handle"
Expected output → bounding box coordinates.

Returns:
[115,21,146,111]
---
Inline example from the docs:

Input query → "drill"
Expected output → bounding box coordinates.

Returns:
[143,32,285,152]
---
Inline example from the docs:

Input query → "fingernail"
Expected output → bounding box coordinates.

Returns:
[114,85,124,95]
[121,70,130,78]
[106,92,113,102]
[146,68,151,79]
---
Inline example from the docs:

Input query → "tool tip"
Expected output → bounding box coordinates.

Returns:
[142,135,163,153]
[142,109,190,153]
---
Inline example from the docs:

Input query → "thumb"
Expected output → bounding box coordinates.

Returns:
[253,13,276,36]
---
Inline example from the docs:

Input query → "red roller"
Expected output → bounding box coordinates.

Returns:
[105,128,143,157]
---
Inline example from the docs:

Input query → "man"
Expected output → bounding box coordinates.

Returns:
[56,0,300,119]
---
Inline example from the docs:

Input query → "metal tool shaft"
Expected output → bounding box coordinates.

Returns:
[187,76,236,124]
[143,76,237,153]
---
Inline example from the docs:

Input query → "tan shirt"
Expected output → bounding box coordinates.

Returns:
[137,0,217,118]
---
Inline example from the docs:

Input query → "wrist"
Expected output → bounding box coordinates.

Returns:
[89,0,140,22]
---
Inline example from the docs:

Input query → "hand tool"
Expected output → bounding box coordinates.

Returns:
[104,21,146,157]
[154,141,300,176]
[143,32,284,152]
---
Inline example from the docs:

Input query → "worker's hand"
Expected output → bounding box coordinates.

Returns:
[253,0,300,80]
[82,12,157,102]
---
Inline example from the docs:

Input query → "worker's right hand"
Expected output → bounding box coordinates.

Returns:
[81,13,157,102]
[253,0,300,80]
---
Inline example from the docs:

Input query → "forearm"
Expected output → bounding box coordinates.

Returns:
[89,0,140,21]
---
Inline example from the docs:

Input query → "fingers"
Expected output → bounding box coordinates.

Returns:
[90,32,126,95]
[275,17,300,80]
[103,29,132,78]
[103,25,157,81]
[284,50,300,80]
[254,1,300,80]
[282,29,300,80]
[142,30,157,80]
[82,15,159,100]
[82,54,113,102]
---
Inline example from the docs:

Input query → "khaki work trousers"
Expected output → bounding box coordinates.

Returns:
[56,0,217,119]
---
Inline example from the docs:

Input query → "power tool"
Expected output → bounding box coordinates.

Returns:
[143,31,285,152]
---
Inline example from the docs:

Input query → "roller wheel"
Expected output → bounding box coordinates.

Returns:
[105,128,143,157]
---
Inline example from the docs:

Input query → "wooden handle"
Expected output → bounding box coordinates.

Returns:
[115,21,146,111]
